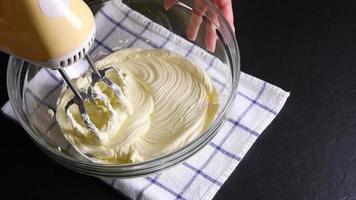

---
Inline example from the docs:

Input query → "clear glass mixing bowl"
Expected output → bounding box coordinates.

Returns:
[7,0,240,177]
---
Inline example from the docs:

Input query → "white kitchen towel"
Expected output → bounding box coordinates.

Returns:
[2,1,290,200]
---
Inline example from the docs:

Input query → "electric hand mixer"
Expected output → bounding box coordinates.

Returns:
[0,0,124,139]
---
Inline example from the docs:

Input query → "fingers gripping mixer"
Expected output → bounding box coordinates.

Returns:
[0,0,123,139]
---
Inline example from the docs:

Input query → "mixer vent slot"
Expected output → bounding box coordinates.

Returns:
[58,38,94,67]
[67,58,73,65]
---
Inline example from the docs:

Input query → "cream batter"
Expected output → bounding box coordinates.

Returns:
[56,48,219,164]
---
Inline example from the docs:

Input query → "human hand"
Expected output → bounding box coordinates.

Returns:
[164,0,235,52]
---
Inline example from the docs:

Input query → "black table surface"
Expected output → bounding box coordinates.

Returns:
[3,0,356,199]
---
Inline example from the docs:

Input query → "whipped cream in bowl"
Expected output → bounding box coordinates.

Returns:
[7,0,239,177]
[56,49,219,164]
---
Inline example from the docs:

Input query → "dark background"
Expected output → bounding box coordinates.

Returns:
[2,0,356,199]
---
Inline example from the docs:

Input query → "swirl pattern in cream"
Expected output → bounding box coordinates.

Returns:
[56,48,219,163]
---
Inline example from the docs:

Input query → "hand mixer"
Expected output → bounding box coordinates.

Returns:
[0,0,124,139]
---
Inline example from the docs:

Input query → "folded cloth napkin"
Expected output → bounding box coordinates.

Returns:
[2,1,290,200]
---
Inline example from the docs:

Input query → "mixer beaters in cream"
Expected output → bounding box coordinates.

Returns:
[0,0,126,139]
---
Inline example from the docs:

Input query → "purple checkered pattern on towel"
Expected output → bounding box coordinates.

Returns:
[4,1,289,200]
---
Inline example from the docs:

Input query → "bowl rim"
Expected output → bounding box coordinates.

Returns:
[7,0,240,176]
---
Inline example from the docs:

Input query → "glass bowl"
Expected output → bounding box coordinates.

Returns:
[7,0,240,177]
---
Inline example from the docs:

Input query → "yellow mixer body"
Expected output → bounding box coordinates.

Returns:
[0,0,95,68]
